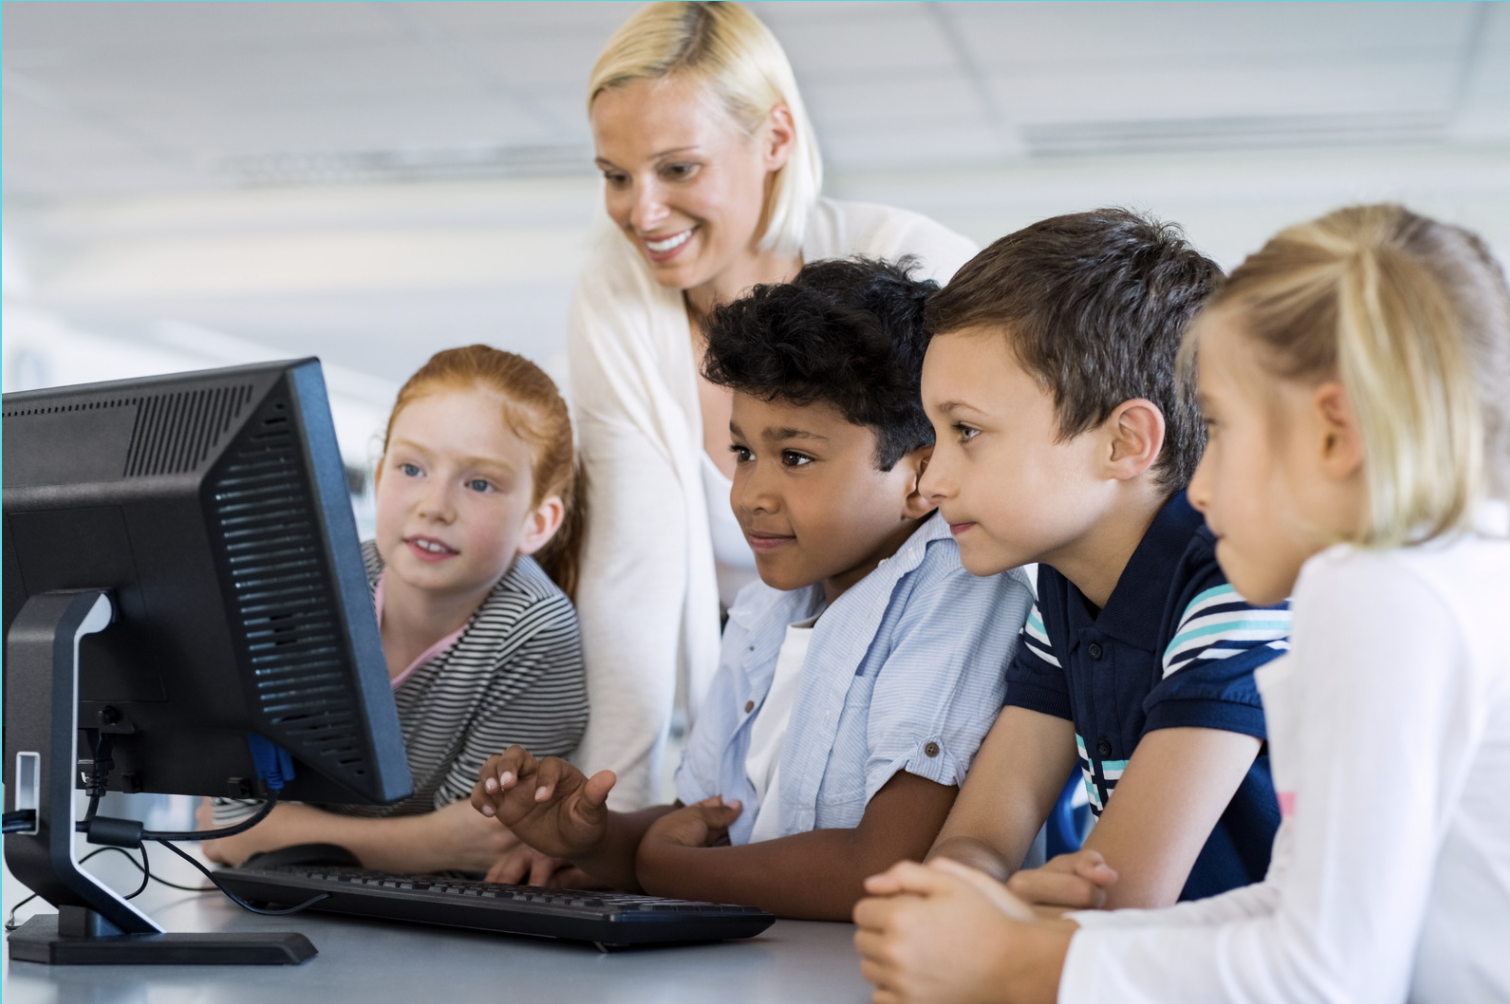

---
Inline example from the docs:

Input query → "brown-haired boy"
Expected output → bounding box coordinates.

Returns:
[908,208,1290,910]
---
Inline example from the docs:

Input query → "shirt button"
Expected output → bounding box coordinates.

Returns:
[744,700,755,713]
[1096,738,1113,758]
[924,742,940,758]
[1088,642,1104,660]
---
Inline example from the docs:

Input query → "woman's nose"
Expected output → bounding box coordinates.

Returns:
[629,179,669,233]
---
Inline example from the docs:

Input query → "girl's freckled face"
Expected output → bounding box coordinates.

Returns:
[375,388,539,600]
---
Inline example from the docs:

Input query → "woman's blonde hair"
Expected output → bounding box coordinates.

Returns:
[588,1,822,259]
[383,346,585,600]
[1196,204,1510,548]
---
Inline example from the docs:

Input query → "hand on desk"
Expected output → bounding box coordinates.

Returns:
[471,745,617,861]
[854,858,1072,1004]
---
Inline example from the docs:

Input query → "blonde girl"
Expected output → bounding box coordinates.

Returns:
[853,205,1510,1004]
[204,346,588,878]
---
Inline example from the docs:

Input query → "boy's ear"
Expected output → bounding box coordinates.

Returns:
[516,495,566,556]
[900,444,937,520]
[1313,381,1364,481]
[1101,399,1165,482]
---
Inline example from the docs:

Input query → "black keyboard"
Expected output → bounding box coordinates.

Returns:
[214,864,776,950]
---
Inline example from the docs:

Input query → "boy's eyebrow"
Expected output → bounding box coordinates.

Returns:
[764,427,827,442]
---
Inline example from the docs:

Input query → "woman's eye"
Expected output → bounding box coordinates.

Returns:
[467,479,493,493]
[601,170,629,188]
[954,424,979,444]
[401,463,421,477]
[730,445,753,464]
[661,162,698,181]
[781,451,812,468]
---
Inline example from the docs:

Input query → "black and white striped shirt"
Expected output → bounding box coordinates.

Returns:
[216,541,587,822]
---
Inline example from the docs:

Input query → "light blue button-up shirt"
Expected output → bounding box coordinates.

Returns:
[675,512,1034,844]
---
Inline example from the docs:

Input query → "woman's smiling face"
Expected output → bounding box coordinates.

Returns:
[591,73,788,296]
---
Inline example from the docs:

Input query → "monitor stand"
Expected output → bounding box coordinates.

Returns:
[4,590,315,965]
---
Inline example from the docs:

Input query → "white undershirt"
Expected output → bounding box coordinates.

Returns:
[745,614,820,843]
[701,453,759,610]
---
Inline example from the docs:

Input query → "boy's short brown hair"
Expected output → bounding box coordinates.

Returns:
[925,208,1220,492]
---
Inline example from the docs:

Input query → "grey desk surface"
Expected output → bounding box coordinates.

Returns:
[2,867,873,1004]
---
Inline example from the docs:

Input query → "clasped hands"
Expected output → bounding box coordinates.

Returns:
[853,851,1118,1004]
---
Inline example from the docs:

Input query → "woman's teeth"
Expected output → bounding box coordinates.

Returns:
[644,229,692,253]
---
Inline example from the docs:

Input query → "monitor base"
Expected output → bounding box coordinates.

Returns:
[8,914,316,966]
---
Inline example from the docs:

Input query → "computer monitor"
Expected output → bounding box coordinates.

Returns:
[2,358,413,964]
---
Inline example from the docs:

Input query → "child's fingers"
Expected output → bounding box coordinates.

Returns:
[481,746,536,793]
[852,891,911,931]
[582,769,618,809]
[532,756,576,802]
[933,858,1039,920]
[1005,867,1105,910]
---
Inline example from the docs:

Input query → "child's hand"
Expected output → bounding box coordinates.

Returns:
[469,745,617,860]
[1004,849,1119,912]
[484,844,573,887]
[634,796,742,895]
[855,860,1062,1004]
[641,796,743,851]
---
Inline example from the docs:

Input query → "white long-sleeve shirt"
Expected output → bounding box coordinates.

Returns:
[566,199,976,808]
[1061,501,1510,1004]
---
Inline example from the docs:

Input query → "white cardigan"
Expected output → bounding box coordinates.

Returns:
[566,198,977,808]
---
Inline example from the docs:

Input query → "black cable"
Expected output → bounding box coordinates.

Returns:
[153,839,329,917]
[1,846,198,933]
[126,839,152,900]
[139,787,281,842]
[2,810,37,834]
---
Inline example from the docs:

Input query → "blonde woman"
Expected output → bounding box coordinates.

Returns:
[568,1,976,807]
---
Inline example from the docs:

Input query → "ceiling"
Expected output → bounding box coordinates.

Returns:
[2,1,1508,414]
[4,1,1507,200]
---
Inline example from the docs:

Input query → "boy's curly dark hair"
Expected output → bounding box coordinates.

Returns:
[702,256,939,471]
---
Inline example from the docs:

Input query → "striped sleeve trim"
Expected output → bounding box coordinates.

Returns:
[1162,585,1291,678]
[1022,603,1061,668]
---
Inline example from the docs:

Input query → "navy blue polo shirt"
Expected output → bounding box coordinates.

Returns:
[1005,493,1289,900]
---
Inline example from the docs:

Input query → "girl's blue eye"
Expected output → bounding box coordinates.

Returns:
[954,424,979,444]
[401,463,421,477]
[467,479,492,493]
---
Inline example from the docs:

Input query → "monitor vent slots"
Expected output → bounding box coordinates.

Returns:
[208,392,369,781]
[2,396,139,418]
[125,384,254,477]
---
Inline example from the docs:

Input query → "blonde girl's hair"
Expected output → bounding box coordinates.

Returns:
[1198,204,1510,548]
[588,1,823,259]
[383,346,585,601]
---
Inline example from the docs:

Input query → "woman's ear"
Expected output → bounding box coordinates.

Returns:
[901,445,937,520]
[1313,381,1364,481]
[1102,398,1165,482]
[516,496,566,557]
[762,103,796,172]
